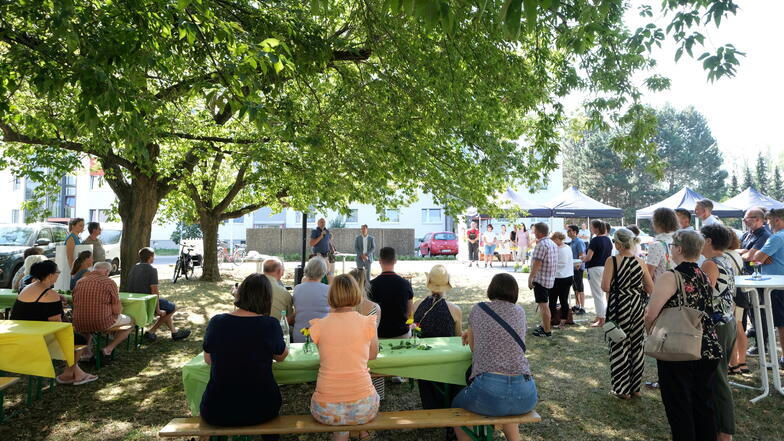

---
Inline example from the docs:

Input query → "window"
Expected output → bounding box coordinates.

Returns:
[295,207,316,224]
[11,209,20,224]
[12,177,21,191]
[89,209,109,223]
[421,208,442,224]
[101,230,122,245]
[384,209,400,223]
[434,232,456,241]
[345,209,359,224]
[36,228,52,243]
[89,175,102,190]
[50,227,68,244]
[234,216,244,223]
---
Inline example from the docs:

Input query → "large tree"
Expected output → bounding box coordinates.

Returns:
[772,166,784,201]
[1,0,741,287]
[755,152,769,192]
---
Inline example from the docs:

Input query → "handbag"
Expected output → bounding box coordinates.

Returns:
[643,271,705,361]
[603,256,627,343]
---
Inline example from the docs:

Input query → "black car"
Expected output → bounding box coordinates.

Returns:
[0,223,70,288]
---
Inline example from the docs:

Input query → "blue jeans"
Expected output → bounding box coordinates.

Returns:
[484,244,496,256]
[452,373,537,416]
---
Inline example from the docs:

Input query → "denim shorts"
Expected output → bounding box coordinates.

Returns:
[310,393,380,426]
[484,245,496,256]
[159,298,176,314]
[452,373,537,416]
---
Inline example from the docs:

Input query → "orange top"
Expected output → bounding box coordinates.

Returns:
[310,311,377,402]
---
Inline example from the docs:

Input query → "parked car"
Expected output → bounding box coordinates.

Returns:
[0,223,70,288]
[96,223,123,274]
[419,232,459,257]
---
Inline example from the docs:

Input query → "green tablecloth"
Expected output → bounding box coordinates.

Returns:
[182,336,472,415]
[0,291,157,328]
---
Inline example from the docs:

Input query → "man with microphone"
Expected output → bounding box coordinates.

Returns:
[309,217,335,275]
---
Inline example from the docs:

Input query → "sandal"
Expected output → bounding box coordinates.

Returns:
[55,375,75,385]
[728,365,742,375]
[359,431,376,441]
[73,374,98,386]
[738,363,750,374]
[609,391,630,400]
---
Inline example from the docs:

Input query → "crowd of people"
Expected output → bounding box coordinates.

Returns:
[7,219,191,386]
[7,205,784,441]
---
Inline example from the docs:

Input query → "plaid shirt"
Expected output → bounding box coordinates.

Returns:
[532,237,558,289]
[72,271,120,333]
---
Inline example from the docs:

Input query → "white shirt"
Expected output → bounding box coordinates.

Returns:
[482,231,497,245]
[555,245,575,279]
[702,215,722,226]
[646,232,674,281]
[362,235,368,254]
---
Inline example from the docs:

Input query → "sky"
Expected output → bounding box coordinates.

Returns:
[571,1,784,174]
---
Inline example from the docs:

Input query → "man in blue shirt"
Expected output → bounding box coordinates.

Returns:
[756,208,784,368]
[309,218,334,274]
[567,225,586,315]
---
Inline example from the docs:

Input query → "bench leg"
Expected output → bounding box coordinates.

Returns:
[25,377,34,405]
[94,334,103,369]
[0,388,5,423]
[461,424,494,441]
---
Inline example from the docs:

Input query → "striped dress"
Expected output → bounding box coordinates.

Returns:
[606,256,646,396]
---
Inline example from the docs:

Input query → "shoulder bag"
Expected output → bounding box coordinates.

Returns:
[603,256,627,343]
[643,271,705,361]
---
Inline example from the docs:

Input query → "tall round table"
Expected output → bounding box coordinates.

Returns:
[733,275,784,403]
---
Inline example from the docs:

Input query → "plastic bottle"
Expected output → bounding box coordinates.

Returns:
[280,311,290,347]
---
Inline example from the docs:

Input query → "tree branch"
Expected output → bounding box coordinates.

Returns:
[221,189,289,220]
[215,160,250,213]
[163,132,268,144]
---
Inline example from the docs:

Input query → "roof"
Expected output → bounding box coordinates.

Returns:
[545,186,624,218]
[635,187,744,219]
[723,187,784,211]
[465,188,553,218]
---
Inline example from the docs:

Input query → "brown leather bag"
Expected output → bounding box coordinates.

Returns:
[644,271,705,361]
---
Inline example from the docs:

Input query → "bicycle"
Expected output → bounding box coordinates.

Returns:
[230,245,246,267]
[172,243,201,283]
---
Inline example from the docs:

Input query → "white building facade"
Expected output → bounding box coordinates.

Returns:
[0,157,564,248]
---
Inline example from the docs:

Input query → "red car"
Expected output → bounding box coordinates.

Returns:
[419,231,459,257]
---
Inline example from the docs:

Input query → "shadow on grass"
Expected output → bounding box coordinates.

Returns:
[1,271,782,441]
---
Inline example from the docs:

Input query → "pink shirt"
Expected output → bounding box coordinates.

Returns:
[310,312,377,402]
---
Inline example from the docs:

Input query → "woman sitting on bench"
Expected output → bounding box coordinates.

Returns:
[452,273,537,441]
[309,274,380,441]
[200,274,289,439]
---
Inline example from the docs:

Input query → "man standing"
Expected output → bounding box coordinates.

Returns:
[466,221,480,267]
[262,257,294,323]
[73,261,133,357]
[127,247,191,341]
[578,223,590,241]
[369,247,414,339]
[309,218,334,274]
[695,199,723,226]
[81,222,106,267]
[755,208,784,368]
[528,222,558,337]
[354,224,376,280]
[740,207,771,271]
[567,225,586,315]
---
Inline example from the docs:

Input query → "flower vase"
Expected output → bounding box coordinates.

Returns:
[412,333,420,346]
[752,265,761,280]
[304,337,312,353]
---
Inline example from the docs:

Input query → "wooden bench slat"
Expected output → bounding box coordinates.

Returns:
[159,409,541,437]
[0,377,20,391]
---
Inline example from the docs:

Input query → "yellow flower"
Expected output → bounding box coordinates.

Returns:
[300,328,310,336]
[405,318,414,325]
[415,326,422,332]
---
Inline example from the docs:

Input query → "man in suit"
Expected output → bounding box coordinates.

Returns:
[354,224,376,280]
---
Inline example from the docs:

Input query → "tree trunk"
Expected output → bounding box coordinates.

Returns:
[199,213,221,282]
[116,177,163,291]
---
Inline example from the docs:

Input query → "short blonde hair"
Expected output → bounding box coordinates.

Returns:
[328,274,362,308]
[348,268,369,296]
[551,231,565,242]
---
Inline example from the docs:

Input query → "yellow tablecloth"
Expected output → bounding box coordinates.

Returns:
[0,320,75,378]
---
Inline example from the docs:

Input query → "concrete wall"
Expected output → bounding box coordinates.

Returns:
[247,228,416,257]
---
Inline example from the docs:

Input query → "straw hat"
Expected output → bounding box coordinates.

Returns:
[426,265,452,293]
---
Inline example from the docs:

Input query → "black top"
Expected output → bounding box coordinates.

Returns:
[740,226,771,273]
[200,314,285,427]
[10,288,63,321]
[414,296,455,338]
[586,236,612,268]
[369,271,414,338]
[126,263,158,294]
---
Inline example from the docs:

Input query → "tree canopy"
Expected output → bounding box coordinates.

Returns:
[1,0,741,284]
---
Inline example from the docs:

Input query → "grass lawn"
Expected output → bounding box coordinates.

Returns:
[1,262,782,441]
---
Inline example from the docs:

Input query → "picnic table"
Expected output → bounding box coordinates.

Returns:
[182,336,472,415]
[0,320,75,378]
[0,290,158,328]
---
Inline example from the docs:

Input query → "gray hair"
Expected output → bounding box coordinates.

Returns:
[91,261,113,273]
[304,256,328,280]
[262,257,283,274]
[613,228,639,251]
[696,199,714,211]
[672,230,704,260]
